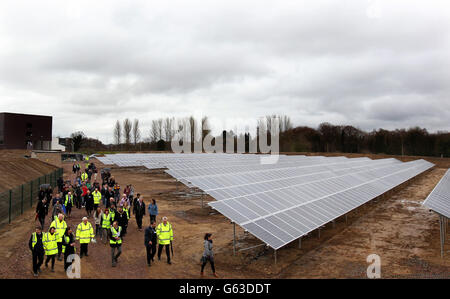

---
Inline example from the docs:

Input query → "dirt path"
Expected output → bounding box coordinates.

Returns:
[0,161,448,279]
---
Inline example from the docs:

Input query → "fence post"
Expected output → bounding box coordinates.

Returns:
[9,190,12,224]
[21,184,24,215]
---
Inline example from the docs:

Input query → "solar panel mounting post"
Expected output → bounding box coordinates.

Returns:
[233,222,236,256]
[298,238,302,249]
[440,215,445,258]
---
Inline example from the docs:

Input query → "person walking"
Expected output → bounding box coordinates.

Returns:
[201,233,218,277]
[101,208,112,244]
[156,217,173,265]
[62,227,76,271]
[144,220,157,267]
[43,226,58,272]
[64,192,74,218]
[115,207,128,238]
[134,196,145,231]
[29,226,45,277]
[92,188,102,211]
[94,207,103,238]
[148,199,158,223]
[35,198,48,230]
[50,213,67,261]
[74,183,82,209]
[133,193,141,215]
[76,217,94,258]
[85,190,94,217]
[52,199,64,221]
[110,221,122,267]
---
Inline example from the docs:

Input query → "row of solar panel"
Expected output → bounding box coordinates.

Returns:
[210,160,434,249]
[423,169,450,218]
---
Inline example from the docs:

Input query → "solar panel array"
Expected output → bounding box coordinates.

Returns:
[96,153,434,250]
[423,169,450,218]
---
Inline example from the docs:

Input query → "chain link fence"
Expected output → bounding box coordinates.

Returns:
[0,168,63,228]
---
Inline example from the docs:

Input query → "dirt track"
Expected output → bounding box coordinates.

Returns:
[0,159,448,279]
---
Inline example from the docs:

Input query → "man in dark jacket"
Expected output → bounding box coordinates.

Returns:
[144,221,157,267]
[134,196,145,230]
[36,199,48,230]
[115,207,129,237]
[29,226,45,277]
[104,187,114,208]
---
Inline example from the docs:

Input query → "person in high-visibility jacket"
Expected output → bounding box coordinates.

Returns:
[28,226,45,276]
[156,217,174,265]
[62,227,76,271]
[76,217,94,258]
[110,221,122,267]
[43,226,58,272]
[50,213,67,261]
[65,192,74,217]
[81,171,88,182]
[92,188,102,210]
[101,209,112,244]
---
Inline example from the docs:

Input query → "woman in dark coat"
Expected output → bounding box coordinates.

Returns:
[62,227,76,271]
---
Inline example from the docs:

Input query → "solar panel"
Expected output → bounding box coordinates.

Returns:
[423,169,450,218]
[95,153,434,251]
[209,159,434,249]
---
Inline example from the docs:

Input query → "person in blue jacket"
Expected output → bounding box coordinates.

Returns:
[148,199,158,223]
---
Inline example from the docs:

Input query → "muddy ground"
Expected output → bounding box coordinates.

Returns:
[0,159,448,279]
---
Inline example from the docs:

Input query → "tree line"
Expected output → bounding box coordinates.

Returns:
[70,116,449,157]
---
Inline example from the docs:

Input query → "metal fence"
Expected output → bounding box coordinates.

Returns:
[0,168,63,228]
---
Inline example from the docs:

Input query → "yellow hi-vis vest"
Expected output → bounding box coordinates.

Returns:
[156,222,173,245]
[43,232,58,256]
[81,173,88,181]
[76,222,94,244]
[102,213,112,228]
[50,219,67,243]
[123,208,130,220]
[110,226,122,245]
[92,191,101,205]
[31,232,41,249]
[62,235,76,254]
[65,194,73,206]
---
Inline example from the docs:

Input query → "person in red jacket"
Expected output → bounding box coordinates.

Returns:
[81,184,88,208]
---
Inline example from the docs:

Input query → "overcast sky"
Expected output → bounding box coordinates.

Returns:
[0,0,449,143]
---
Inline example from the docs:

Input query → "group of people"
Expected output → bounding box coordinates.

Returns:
[29,159,217,278]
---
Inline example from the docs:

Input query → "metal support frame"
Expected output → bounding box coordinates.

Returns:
[439,215,446,258]
[274,249,277,264]
[238,243,266,252]
[345,214,348,224]
[298,237,302,249]
[318,228,321,239]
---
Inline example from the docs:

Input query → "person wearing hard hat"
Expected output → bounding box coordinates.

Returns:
[76,217,94,258]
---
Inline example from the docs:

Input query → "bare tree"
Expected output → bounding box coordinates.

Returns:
[164,117,174,142]
[150,119,160,142]
[114,120,122,145]
[132,119,141,146]
[157,118,164,141]
[123,118,132,147]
